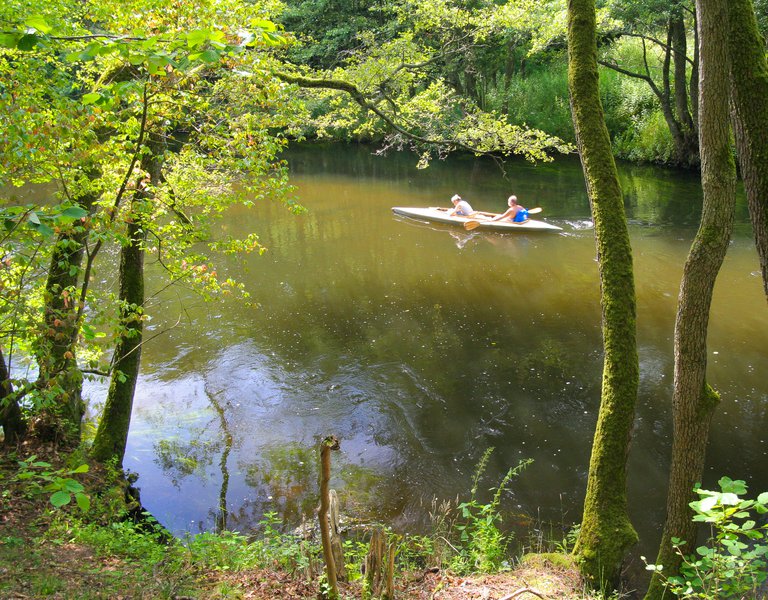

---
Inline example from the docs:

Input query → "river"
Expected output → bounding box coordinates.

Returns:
[102,143,766,568]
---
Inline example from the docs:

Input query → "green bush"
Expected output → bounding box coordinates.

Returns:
[13,455,90,511]
[645,477,768,599]
[613,109,675,164]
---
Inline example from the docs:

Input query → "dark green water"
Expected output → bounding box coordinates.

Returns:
[99,144,766,568]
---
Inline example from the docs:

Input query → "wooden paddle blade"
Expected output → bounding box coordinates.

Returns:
[528,207,543,214]
[464,220,482,230]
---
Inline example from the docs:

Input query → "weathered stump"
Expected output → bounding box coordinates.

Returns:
[329,489,346,582]
[364,526,395,599]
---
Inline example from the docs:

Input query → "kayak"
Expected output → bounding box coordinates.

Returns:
[392,206,563,232]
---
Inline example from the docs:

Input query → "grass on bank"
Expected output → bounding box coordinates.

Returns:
[1,444,610,599]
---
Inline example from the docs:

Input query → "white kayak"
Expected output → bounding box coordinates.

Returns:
[392,206,563,232]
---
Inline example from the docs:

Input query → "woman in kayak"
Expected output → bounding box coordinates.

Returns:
[491,195,529,223]
[448,194,474,216]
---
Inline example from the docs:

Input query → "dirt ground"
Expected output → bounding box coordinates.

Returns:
[1,442,595,600]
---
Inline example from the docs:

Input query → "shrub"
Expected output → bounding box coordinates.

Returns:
[645,477,768,599]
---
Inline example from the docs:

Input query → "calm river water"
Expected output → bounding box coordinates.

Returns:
[104,144,766,565]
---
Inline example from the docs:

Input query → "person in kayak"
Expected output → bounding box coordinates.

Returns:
[448,194,475,216]
[491,195,529,223]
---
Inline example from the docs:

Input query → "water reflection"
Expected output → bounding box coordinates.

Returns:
[105,146,766,565]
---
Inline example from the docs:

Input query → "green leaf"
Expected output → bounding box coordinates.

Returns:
[757,492,768,504]
[65,42,101,63]
[81,93,101,105]
[141,37,158,51]
[198,49,221,64]
[719,477,748,495]
[75,493,90,512]
[81,323,97,340]
[17,34,41,51]
[59,206,88,219]
[251,18,277,32]
[147,55,170,76]
[30,222,55,237]
[0,33,21,48]
[24,15,53,34]
[50,490,71,507]
[262,31,286,46]
[71,464,89,474]
[63,480,84,493]
[187,30,209,49]
[696,495,719,513]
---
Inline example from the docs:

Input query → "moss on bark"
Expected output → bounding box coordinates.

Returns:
[728,0,768,303]
[91,136,162,466]
[644,0,735,595]
[566,0,639,589]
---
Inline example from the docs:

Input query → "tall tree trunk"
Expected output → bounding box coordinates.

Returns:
[567,0,639,589]
[728,0,768,302]
[670,9,699,166]
[671,9,695,135]
[644,0,735,596]
[658,25,689,160]
[90,213,145,466]
[34,189,97,441]
[91,137,162,466]
[0,347,26,445]
[689,8,700,133]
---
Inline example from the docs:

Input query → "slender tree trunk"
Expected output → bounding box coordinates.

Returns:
[658,26,689,160]
[690,8,700,133]
[670,10,699,166]
[567,0,639,589]
[644,0,735,596]
[90,215,145,465]
[728,0,768,302]
[318,435,341,599]
[91,137,162,466]
[671,10,695,135]
[0,347,26,445]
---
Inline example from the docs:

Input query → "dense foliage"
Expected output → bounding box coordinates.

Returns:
[277,0,749,166]
[0,0,303,448]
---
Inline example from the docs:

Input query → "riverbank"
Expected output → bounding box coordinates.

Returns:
[1,443,603,599]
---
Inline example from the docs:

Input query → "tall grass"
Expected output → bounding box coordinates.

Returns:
[477,54,676,164]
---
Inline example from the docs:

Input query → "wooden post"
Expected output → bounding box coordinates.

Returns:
[318,435,341,598]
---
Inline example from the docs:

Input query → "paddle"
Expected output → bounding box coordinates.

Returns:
[464,207,543,230]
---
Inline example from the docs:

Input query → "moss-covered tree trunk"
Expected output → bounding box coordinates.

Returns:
[34,187,97,441]
[566,0,639,589]
[0,347,26,445]
[90,213,145,466]
[645,0,735,596]
[728,0,768,303]
[91,138,162,466]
